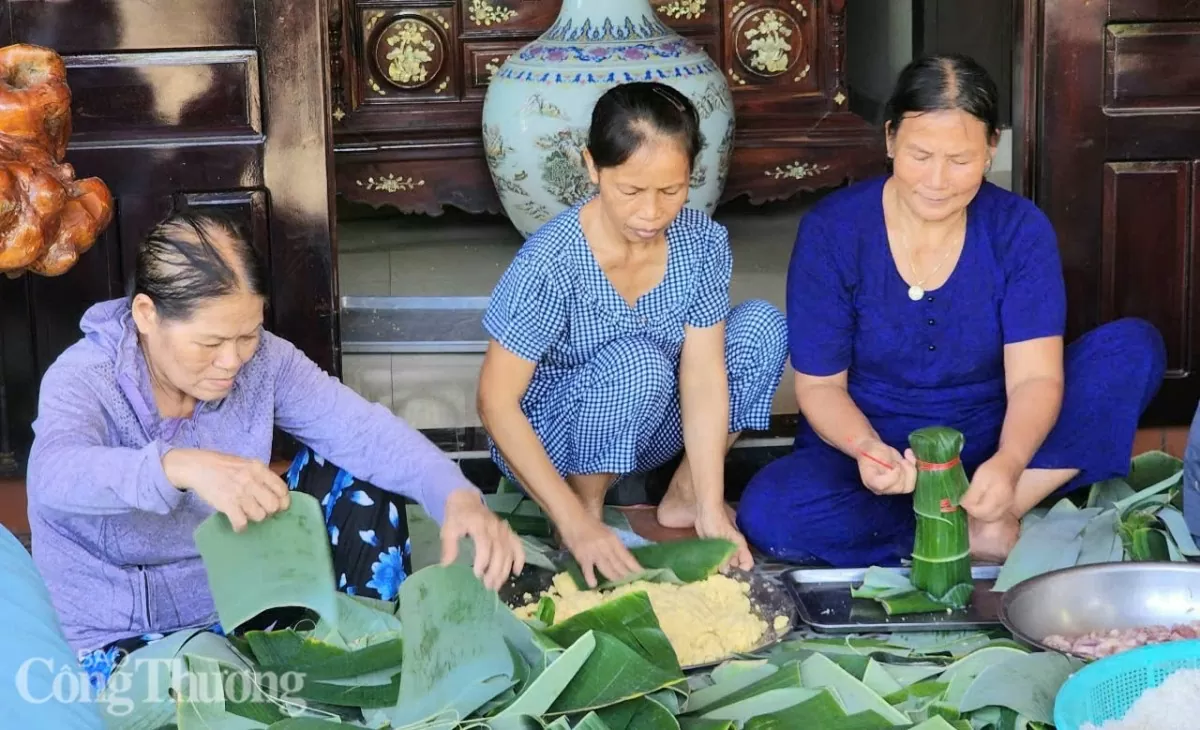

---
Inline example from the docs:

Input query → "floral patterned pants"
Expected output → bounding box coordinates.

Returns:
[80,446,412,692]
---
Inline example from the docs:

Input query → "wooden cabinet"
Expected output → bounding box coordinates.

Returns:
[1014,0,1200,426]
[329,0,885,216]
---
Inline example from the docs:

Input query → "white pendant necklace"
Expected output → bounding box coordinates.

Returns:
[898,224,957,302]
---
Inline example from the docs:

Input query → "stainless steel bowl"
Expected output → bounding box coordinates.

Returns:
[999,562,1200,655]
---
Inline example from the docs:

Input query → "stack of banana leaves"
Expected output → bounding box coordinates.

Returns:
[96,478,1127,730]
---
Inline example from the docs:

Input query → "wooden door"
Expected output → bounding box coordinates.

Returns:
[1015,0,1200,426]
[0,0,338,466]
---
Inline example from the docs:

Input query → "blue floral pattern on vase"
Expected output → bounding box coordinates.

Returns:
[518,37,697,64]
[481,0,735,239]
[541,14,666,43]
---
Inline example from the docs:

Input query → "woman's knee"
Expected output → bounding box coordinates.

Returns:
[1074,317,1167,403]
[736,457,801,547]
[728,299,788,364]
[587,336,674,408]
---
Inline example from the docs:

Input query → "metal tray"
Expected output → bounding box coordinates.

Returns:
[782,565,1004,634]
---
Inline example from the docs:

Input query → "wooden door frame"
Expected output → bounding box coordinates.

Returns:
[1010,0,1041,201]
[258,0,341,378]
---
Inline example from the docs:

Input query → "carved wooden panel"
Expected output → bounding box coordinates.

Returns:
[459,0,558,37]
[335,149,502,217]
[652,0,721,33]
[1099,162,1191,374]
[724,142,875,206]
[723,0,818,94]
[360,7,459,103]
[463,41,525,98]
[1104,22,1200,112]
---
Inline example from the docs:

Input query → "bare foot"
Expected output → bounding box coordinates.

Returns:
[656,466,735,529]
[968,514,1020,564]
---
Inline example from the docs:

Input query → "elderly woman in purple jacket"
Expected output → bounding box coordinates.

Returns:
[25,210,524,691]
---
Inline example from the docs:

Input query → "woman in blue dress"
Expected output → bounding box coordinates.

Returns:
[478,82,788,587]
[737,54,1167,568]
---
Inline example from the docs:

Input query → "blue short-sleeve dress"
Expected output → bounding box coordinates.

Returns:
[482,199,789,481]
[737,176,1167,568]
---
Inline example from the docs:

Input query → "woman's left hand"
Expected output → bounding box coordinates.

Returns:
[960,452,1022,523]
[439,487,526,590]
[695,507,754,571]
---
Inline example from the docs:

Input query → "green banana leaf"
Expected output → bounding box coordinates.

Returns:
[992,503,1097,591]
[1159,506,1200,556]
[799,652,911,724]
[692,689,822,724]
[194,492,339,633]
[882,680,949,719]
[938,646,1029,707]
[98,627,206,728]
[543,592,682,675]
[386,564,543,727]
[175,655,269,730]
[740,688,846,728]
[1075,510,1123,565]
[684,662,779,714]
[878,662,946,689]
[562,538,735,590]
[1124,450,1183,493]
[1119,510,1172,561]
[1085,478,1136,509]
[241,592,405,684]
[954,652,1082,724]
[682,661,802,716]
[861,660,903,696]
[491,631,597,725]
[547,632,685,715]
[593,694,681,729]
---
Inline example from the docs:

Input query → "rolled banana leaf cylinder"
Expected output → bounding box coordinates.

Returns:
[908,426,973,606]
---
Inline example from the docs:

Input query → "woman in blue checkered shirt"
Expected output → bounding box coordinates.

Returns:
[478,82,788,588]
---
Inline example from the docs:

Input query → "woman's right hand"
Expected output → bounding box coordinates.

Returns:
[855,438,917,496]
[559,512,643,588]
[162,448,291,532]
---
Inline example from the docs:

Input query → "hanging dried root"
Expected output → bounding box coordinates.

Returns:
[0,43,113,277]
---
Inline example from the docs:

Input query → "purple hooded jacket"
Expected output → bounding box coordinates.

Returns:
[25,298,479,654]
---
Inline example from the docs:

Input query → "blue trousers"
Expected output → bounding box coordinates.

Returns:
[495,299,788,480]
[1184,403,1200,538]
[738,318,1167,568]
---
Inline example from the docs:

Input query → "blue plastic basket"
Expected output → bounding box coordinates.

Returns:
[1054,639,1200,729]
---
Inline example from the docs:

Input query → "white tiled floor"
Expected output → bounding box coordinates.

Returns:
[338,137,1014,431]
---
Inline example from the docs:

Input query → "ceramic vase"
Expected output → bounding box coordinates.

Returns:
[481,0,735,238]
